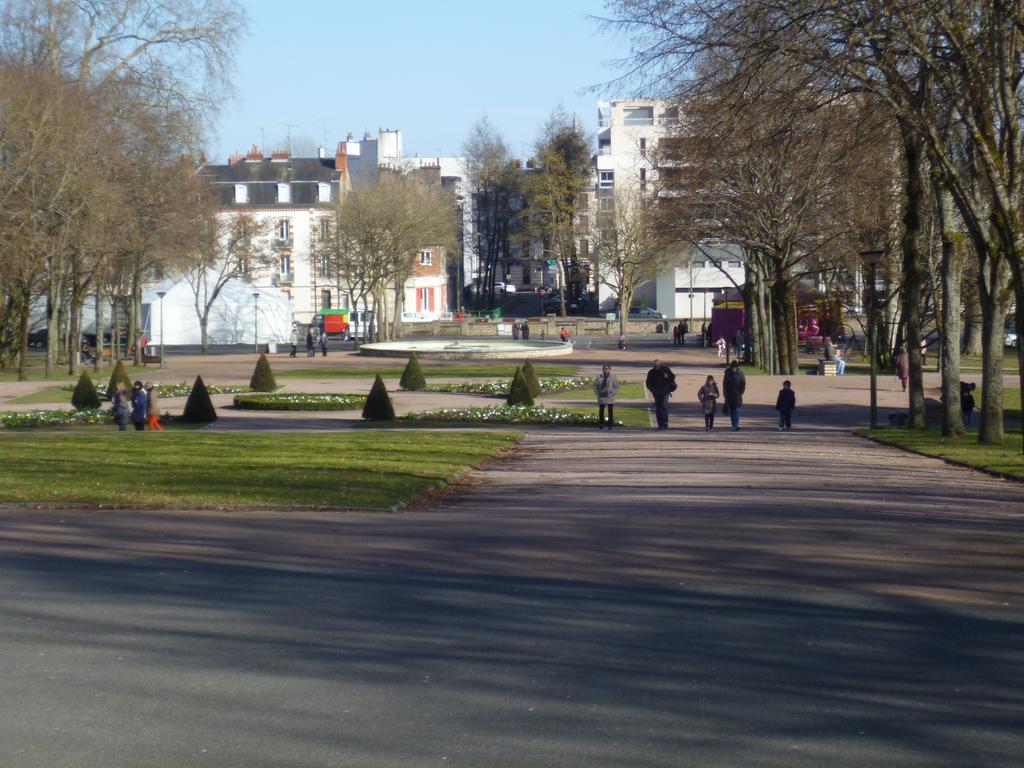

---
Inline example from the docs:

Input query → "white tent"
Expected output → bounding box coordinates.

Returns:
[143,273,292,346]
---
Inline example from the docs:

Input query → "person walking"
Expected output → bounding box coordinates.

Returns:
[698,374,719,431]
[112,381,131,432]
[511,322,520,341]
[320,332,328,357]
[672,322,681,346]
[716,337,727,358]
[521,320,530,341]
[645,359,677,430]
[895,346,909,392]
[145,383,164,432]
[723,360,746,431]
[289,328,298,357]
[593,364,620,431]
[701,322,709,348]
[775,380,796,431]
[681,319,689,345]
[306,328,315,357]
[130,380,148,432]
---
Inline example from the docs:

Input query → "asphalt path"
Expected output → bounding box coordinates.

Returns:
[0,423,1021,767]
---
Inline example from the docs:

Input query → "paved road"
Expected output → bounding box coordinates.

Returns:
[0,425,1021,767]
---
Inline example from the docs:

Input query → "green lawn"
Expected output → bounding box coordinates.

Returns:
[7,385,74,405]
[862,388,1023,480]
[0,431,521,509]
[862,427,1023,480]
[0,361,152,382]
[277,363,579,380]
[542,381,646,401]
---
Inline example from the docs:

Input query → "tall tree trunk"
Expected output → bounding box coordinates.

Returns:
[131,272,142,366]
[961,282,983,355]
[976,254,1009,445]
[67,291,83,377]
[16,292,30,382]
[44,267,63,379]
[94,287,105,373]
[900,126,927,428]
[934,181,963,436]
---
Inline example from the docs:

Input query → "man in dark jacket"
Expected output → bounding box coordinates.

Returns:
[775,380,796,431]
[723,360,747,431]
[130,380,148,432]
[645,359,676,430]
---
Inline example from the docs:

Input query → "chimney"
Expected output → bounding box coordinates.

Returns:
[245,144,264,161]
[335,142,349,175]
[228,151,244,166]
[270,149,289,161]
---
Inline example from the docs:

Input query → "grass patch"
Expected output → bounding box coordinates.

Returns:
[233,392,366,411]
[277,363,579,380]
[0,362,152,383]
[7,386,73,405]
[861,427,1023,480]
[0,431,522,509]
[543,381,646,401]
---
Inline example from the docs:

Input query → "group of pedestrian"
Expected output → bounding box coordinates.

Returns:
[672,320,689,346]
[112,380,163,432]
[299,328,329,357]
[595,358,796,432]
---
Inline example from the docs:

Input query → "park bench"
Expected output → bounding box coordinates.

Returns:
[818,359,838,376]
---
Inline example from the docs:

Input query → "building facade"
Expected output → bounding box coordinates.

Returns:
[199,130,462,331]
[586,99,744,319]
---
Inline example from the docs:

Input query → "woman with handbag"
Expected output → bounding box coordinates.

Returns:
[593,365,620,430]
[698,375,720,431]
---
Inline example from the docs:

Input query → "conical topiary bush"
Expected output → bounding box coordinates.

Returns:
[362,374,395,420]
[105,359,132,400]
[181,375,218,423]
[507,366,534,407]
[249,352,277,392]
[399,352,426,391]
[521,359,541,398]
[71,371,101,410]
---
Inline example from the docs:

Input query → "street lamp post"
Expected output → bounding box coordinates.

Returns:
[860,249,884,430]
[252,292,260,354]
[156,291,166,370]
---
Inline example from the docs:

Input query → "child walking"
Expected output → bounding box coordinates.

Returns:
[775,380,796,431]
[698,375,719,431]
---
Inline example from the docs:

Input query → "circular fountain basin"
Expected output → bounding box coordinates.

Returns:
[358,340,573,359]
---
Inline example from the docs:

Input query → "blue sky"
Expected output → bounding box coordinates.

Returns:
[211,0,634,162]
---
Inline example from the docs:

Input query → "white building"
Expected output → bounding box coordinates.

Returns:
[198,130,463,330]
[588,99,744,318]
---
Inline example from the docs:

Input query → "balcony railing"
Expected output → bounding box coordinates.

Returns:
[273,238,293,250]
[271,273,294,286]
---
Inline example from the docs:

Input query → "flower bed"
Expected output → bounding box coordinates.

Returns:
[60,382,248,398]
[0,408,109,428]
[232,392,366,411]
[403,404,619,426]
[425,377,590,396]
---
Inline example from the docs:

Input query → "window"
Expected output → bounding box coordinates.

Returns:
[319,218,329,241]
[640,167,647,192]
[279,254,291,275]
[599,170,614,188]
[639,138,647,156]
[277,219,290,241]
[623,106,654,125]
[417,287,433,312]
[318,183,331,203]
[419,250,432,266]
[320,253,330,276]
[277,183,291,203]
[321,290,331,310]
[234,184,248,204]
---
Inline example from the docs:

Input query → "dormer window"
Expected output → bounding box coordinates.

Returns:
[277,183,291,203]
[234,184,248,204]
[419,250,432,266]
[317,183,331,202]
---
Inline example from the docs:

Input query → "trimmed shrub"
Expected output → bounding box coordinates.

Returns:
[506,366,535,407]
[181,375,218,423]
[399,352,426,391]
[521,359,541,398]
[105,359,132,400]
[362,374,395,420]
[71,371,101,410]
[249,353,277,392]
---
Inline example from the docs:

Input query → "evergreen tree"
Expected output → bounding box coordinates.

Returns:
[70,371,100,410]
[362,374,396,420]
[399,352,426,390]
[507,366,535,406]
[522,359,541,398]
[182,375,218,423]
[105,359,132,400]
[249,352,277,392]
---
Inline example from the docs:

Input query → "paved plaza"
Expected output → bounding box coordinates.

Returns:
[0,340,1021,766]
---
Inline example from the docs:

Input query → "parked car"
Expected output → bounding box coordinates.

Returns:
[494,282,516,293]
[400,311,438,323]
[27,329,47,348]
[628,306,666,319]
[1006,328,1018,348]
